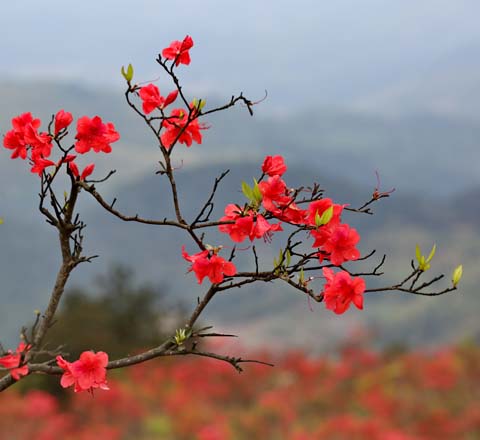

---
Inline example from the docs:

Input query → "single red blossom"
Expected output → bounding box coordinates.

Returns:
[262,155,287,177]
[12,112,41,133]
[218,204,282,243]
[258,175,292,212]
[57,351,109,393]
[3,129,28,159]
[160,108,206,149]
[306,198,343,227]
[139,85,179,114]
[0,342,31,380]
[31,157,55,176]
[182,246,236,284]
[314,223,361,266]
[24,124,53,159]
[54,110,73,135]
[162,35,194,66]
[218,204,252,243]
[3,112,42,159]
[75,116,120,154]
[322,267,366,314]
[139,84,162,114]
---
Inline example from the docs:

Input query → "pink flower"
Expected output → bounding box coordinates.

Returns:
[160,108,206,149]
[57,351,109,393]
[182,246,236,284]
[0,342,31,380]
[54,110,73,135]
[262,155,287,177]
[322,267,366,314]
[162,35,194,66]
[74,116,120,154]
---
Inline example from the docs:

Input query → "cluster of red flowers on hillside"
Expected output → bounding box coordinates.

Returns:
[1,344,479,439]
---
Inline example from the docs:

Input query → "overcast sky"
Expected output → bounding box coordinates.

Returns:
[2,1,480,112]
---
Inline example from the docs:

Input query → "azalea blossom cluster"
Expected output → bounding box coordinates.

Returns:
[180,154,366,315]
[213,155,365,314]
[3,111,120,179]
[135,36,207,150]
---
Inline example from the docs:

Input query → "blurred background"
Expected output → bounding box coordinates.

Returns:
[1,1,480,438]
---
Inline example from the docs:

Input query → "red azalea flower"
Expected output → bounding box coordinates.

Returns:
[262,155,287,177]
[250,214,282,242]
[182,246,236,284]
[258,175,291,212]
[3,112,42,159]
[322,267,366,314]
[30,157,55,176]
[139,84,162,114]
[0,342,31,380]
[3,129,28,159]
[306,198,343,227]
[24,125,53,159]
[274,202,308,225]
[54,110,73,135]
[75,116,120,154]
[162,35,194,66]
[160,108,206,149]
[314,223,361,266]
[57,351,109,393]
[139,84,179,114]
[219,204,282,243]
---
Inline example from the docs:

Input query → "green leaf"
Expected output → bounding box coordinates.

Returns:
[299,267,305,284]
[252,179,263,203]
[121,63,134,82]
[241,181,254,201]
[452,265,463,287]
[285,249,291,266]
[318,206,334,225]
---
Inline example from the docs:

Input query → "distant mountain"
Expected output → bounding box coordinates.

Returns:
[1,80,480,199]
[351,44,480,122]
